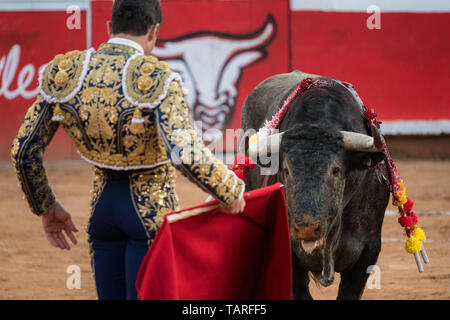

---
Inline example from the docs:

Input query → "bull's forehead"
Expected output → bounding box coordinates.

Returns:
[285,148,335,167]
[282,135,345,170]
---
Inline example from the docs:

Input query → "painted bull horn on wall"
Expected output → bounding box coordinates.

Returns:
[248,124,385,158]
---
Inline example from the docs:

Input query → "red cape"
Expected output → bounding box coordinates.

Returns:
[136,183,292,300]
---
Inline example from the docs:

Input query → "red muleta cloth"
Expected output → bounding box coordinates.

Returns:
[136,183,292,300]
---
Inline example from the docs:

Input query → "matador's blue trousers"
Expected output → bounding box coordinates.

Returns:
[87,169,150,300]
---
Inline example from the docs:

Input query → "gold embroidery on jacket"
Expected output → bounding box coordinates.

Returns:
[11,96,59,215]
[52,49,170,169]
[59,104,91,155]
[156,81,244,206]
[129,164,180,239]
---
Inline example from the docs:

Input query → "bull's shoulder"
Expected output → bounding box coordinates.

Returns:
[39,49,94,103]
[241,71,303,130]
[254,70,300,90]
[123,54,182,108]
[252,70,323,94]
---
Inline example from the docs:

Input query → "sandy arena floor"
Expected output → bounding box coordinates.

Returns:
[0,159,449,300]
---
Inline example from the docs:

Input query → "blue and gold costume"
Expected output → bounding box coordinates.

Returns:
[11,38,245,299]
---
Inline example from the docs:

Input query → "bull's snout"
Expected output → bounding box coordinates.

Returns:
[292,222,323,241]
[292,219,325,254]
[291,214,325,254]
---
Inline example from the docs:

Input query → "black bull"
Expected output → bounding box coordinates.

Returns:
[240,71,390,300]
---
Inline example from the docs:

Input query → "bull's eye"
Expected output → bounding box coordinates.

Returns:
[332,167,340,176]
[281,164,290,178]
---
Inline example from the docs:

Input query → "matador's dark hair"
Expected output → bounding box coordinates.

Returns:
[111,0,162,36]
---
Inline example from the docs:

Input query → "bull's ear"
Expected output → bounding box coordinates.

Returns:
[348,151,385,170]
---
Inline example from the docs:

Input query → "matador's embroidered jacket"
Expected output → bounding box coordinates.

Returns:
[11,40,245,234]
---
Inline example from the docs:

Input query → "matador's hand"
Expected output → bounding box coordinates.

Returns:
[220,198,246,215]
[42,202,79,250]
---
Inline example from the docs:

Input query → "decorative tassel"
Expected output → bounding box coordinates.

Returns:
[130,107,145,135]
[420,244,430,264]
[405,235,422,254]
[414,252,424,273]
[52,103,65,122]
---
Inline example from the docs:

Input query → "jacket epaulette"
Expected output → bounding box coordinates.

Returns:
[39,48,95,104]
[123,54,184,109]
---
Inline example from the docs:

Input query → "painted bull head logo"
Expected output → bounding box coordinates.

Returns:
[153,15,277,141]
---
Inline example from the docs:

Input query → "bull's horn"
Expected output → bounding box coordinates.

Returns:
[341,125,385,152]
[371,124,386,151]
[248,132,284,159]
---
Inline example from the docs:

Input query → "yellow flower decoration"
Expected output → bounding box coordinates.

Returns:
[405,236,422,254]
[392,181,408,207]
[412,227,426,241]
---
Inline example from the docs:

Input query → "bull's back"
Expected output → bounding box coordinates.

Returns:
[241,70,321,131]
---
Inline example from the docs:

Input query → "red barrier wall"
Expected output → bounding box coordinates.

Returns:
[0,9,88,160]
[290,11,450,122]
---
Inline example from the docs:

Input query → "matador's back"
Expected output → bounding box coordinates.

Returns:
[12,39,244,217]
[39,41,178,169]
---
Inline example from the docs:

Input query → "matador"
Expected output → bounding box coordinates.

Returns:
[11,0,245,300]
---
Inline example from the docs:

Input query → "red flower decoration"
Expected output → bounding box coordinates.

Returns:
[299,78,313,91]
[398,212,418,228]
[364,107,382,128]
[409,212,418,225]
[398,215,413,228]
[403,198,414,213]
